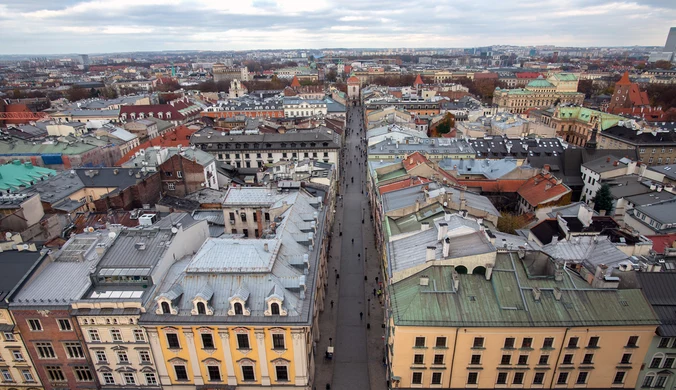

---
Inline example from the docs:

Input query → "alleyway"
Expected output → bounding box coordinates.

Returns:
[314,105,387,389]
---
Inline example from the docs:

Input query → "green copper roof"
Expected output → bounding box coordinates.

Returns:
[527,79,554,88]
[550,73,579,81]
[0,160,56,192]
[556,107,623,130]
[390,253,659,328]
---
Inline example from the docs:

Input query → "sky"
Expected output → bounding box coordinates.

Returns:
[0,0,675,55]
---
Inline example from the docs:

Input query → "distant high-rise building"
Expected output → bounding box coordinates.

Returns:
[664,27,676,52]
[80,54,90,68]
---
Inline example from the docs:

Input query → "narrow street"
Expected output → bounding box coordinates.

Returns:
[314,104,387,389]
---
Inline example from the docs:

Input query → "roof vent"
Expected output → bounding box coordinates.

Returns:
[419,275,429,286]
[135,242,146,251]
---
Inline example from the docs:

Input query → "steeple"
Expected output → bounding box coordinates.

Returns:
[616,71,631,86]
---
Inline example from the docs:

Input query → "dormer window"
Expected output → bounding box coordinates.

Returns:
[234,302,243,315]
[155,285,183,315]
[191,284,214,316]
[228,286,251,316]
[271,303,280,315]
[161,302,171,314]
[265,285,287,316]
[197,302,206,314]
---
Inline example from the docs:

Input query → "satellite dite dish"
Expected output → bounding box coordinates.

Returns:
[108,232,117,239]
[171,227,178,234]
[5,232,12,240]
[22,244,29,250]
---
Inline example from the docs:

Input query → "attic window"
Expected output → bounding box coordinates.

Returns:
[161,302,170,314]
[469,296,476,302]
[271,303,280,315]
[619,300,629,307]
[234,302,243,315]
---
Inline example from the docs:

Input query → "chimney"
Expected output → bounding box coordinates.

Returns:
[459,190,467,211]
[485,263,493,280]
[554,269,564,281]
[532,287,541,301]
[543,164,550,173]
[421,222,430,231]
[415,199,420,212]
[426,246,436,262]
[442,237,451,257]
[419,275,429,286]
[437,222,448,241]
[95,243,106,257]
[553,287,562,301]
[594,264,608,280]
[452,270,459,291]
[545,183,552,191]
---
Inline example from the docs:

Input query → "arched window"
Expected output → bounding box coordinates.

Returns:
[197,302,206,315]
[455,265,468,275]
[473,266,486,276]
[161,301,171,314]
[234,302,243,315]
[271,303,280,315]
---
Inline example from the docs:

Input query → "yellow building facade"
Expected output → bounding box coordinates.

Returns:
[0,309,42,390]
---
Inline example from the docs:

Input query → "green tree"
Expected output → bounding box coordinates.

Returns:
[325,69,337,82]
[66,86,89,102]
[593,184,613,213]
[497,212,529,235]
[654,60,673,70]
[435,113,456,135]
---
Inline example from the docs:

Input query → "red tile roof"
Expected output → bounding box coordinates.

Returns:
[414,74,424,86]
[290,76,301,88]
[616,71,632,86]
[347,76,360,84]
[402,151,428,171]
[516,72,542,79]
[379,177,431,194]
[645,233,676,253]
[517,172,571,207]
[115,125,197,165]
[458,179,527,193]
[119,99,199,121]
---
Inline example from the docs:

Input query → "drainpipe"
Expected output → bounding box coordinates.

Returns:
[448,327,461,388]
[549,327,570,389]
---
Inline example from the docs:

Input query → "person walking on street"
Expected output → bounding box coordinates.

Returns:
[330,300,334,308]
[360,312,363,320]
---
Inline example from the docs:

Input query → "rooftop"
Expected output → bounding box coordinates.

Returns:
[0,250,44,304]
[0,160,56,193]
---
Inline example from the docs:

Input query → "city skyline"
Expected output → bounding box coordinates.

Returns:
[0,0,675,55]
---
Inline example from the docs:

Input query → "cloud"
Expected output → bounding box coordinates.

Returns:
[0,0,674,54]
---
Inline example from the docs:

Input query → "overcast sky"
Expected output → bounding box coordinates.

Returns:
[0,0,675,55]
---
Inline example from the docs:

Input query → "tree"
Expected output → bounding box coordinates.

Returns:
[593,184,613,213]
[497,212,529,235]
[156,80,181,92]
[65,86,89,102]
[654,60,673,70]
[434,113,455,135]
[577,79,594,99]
[325,69,337,82]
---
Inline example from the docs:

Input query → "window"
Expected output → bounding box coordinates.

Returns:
[434,354,444,365]
[57,319,72,331]
[415,337,426,347]
[470,354,481,365]
[663,357,675,369]
[242,365,255,381]
[1,369,13,382]
[543,337,554,348]
[74,366,93,382]
[659,337,670,348]
[567,337,579,348]
[36,342,55,359]
[242,229,248,237]
[513,372,524,385]
[275,366,288,382]
[145,372,157,385]
[655,376,668,388]
[139,350,151,363]
[161,301,171,314]
[273,334,285,350]
[621,353,631,364]
[468,372,479,384]
[27,319,42,331]
[176,171,183,178]
[533,372,545,385]
[651,356,663,368]
[412,372,423,385]
[473,337,485,348]
[522,337,533,348]
[64,342,84,359]
[133,329,145,342]
[240,213,247,222]
[234,302,243,315]
[538,354,549,365]
[436,337,447,347]
[167,333,180,349]
[110,329,122,342]
[21,369,34,382]
[201,333,215,349]
[587,336,599,348]
[95,350,107,363]
[207,365,221,381]
[518,355,528,365]
[88,328,100,341]
[576,371,588,384]
[270,302,280,315]
[168,183,176,191]
[642,375,654,388]
[237,334,250,350]
[46,366,66,382]
[414,354,424,364]
[175,365,188,381]
[562,354,574,365]
[117,351,129,363]
[627,336,639,347]
[11,350,24,361]
[557,372,569,385]
[103,372,115,385]
[504,337,515,349]
[3,332,15,341]
[497,372,508,384]
[500,354,511,365]
[229,212,236,221]
[613,371,626,384]
[582,353,594,364]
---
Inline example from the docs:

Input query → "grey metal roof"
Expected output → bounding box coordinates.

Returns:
[624,191,676,207]
[369,137,475,156]
[191,210,225,225]
[633,198,676,225]
[540,235,630,271]
[0,250,45,304]
[439,158,518,179]
[190,126,342,151]
[635,272,676,336]
[648,164,676,180]
[97,228,174,269]
[123,147,215,168]
[223,187,295,206]
[140,188,326,325]
[581,155,627,173]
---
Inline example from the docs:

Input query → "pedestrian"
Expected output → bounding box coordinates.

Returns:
[336,274,339,284]
[373,288,376,297]
[375,276,379,283]
[351,238,354,245]
[330,300,334,308]
[360,311,363,320]
[364,275,367,281]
